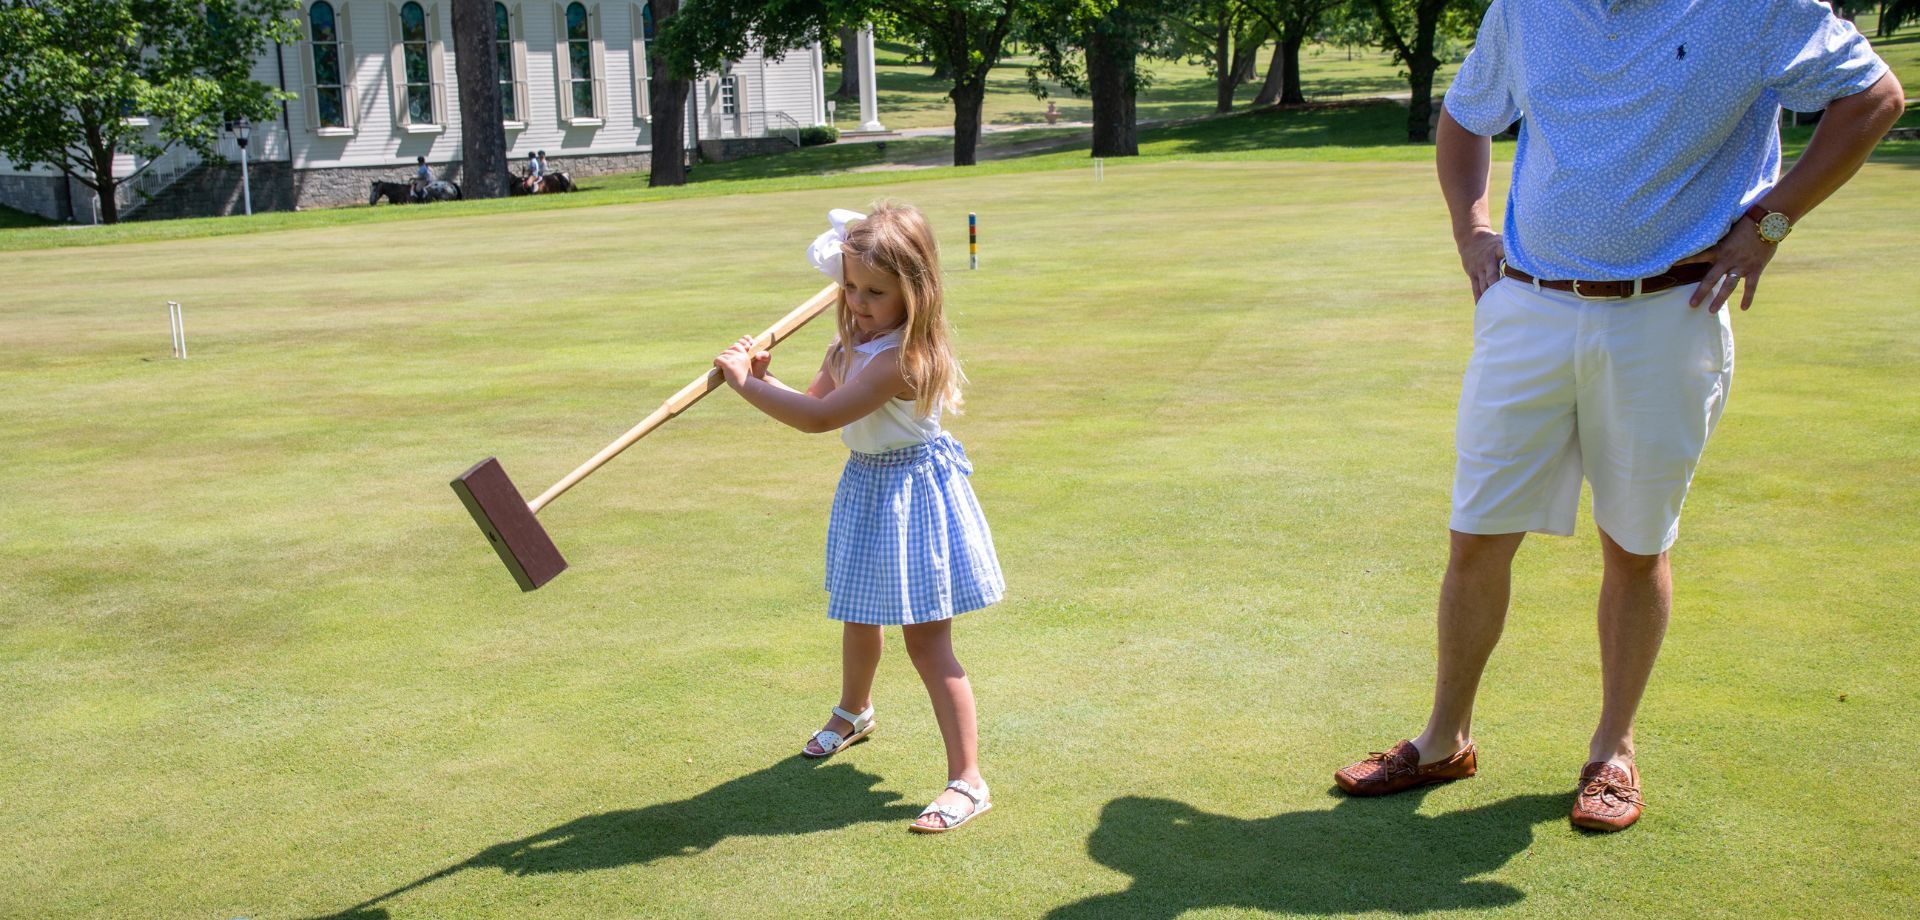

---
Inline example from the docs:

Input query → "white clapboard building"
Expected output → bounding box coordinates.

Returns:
[1,1,858,222]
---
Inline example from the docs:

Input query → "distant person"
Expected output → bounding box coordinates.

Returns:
[536,150,552,182]
[1332,0,1903,834]
[525,151,544,193]
[410,156,432,201]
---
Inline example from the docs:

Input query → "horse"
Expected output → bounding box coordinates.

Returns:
[510,172,576,195]
[368,178,462,205]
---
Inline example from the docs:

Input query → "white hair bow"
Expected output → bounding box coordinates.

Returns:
[807,208,866,284]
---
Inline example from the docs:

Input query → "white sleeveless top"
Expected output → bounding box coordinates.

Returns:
[838,331,942,453]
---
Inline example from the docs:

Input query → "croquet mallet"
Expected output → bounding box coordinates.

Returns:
[451,282,840,591]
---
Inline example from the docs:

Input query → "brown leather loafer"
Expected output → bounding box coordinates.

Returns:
[1334,740,1477,796]
[1571,760,1644,832]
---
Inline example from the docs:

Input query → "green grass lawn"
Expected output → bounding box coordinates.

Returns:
[3,146,1917,917]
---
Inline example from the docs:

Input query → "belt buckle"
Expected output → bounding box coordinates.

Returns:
[1566,278,1612,301]
[1569,278,1639,300]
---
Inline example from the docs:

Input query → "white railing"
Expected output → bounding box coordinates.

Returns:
[713,110,803,146]
[123,143,204,215]
[764,110,804,147]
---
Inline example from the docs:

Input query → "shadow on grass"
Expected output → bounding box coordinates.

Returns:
[1143,102,1415,155]
[1045,789,1567,919]
[306,756,918,920]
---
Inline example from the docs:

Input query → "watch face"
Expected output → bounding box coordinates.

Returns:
[1759,212,1791,241]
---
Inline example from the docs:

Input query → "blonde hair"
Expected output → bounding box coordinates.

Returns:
[831,201,966,417]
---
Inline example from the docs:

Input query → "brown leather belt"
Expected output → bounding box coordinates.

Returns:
[1501,262,1711,300]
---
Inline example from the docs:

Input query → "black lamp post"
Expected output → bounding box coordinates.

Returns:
[232,116,253,216]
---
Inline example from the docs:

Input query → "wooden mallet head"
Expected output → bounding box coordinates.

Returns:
[450,283,839,592]
[451,457,567,591]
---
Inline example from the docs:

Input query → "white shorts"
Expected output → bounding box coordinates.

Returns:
[1450,277,1734,555]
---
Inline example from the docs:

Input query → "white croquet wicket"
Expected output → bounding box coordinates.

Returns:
[167,301,186,358]
[1094,158,1105,181]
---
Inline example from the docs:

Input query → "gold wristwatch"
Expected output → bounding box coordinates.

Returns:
[1744,204,1791,244]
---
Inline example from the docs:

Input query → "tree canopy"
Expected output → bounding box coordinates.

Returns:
[0,0,301,222]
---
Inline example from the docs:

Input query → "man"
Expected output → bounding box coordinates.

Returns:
[1334,0,1903,832]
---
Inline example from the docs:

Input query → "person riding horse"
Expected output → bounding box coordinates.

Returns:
[410,156,434,202]
[523,151,544,194]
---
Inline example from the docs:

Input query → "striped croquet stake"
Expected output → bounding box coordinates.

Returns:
[969,212,978,269]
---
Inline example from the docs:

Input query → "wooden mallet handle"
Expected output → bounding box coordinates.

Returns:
[527,282,840,513]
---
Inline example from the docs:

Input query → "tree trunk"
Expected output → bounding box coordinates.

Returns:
[646,0,689,186]
[1085,25,1137,157]
[85,127,117,224]
[1405,13,1439,142]
[649,77,690,185]
[952,79,986,166]
[1253,40,1286,106]
[835,25,859,98]
[91,170,117,224]
[1280,33,1306,105]
[1214,22,1235,112]
[452,0,509,198]
[1231,42,1260,86]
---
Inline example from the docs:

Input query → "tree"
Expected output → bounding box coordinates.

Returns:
[646,0,693,186]
[1025,0,1180,157]
[1882,0,1920,34]
[882,2,1025,165]
[1320,3,1380,62]
[1172,1,1272,113]
[834,25,861,99]
[661,0,1032,167]
[1367,0,1480,141]
[452,0,509,197]
[1249,0,1336,106]
[0,0,299,223]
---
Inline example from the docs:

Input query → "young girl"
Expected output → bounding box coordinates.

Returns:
[713,203,1005,833]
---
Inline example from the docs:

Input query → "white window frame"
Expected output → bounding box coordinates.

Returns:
[496,2,530,129]
[300,1,359,135]
[388,0,448,132]
[553,1,606,126]
[628,1,650,123]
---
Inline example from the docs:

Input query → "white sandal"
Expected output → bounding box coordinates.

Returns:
[910,779,992,834]
[802,705,876,758]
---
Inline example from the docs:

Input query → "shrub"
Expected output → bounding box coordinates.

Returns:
[799,125,839,147]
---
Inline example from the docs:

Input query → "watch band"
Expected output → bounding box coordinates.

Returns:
[1743,204,1773,225]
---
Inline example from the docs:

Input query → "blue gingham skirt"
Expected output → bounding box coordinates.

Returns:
[825,433,1005,625]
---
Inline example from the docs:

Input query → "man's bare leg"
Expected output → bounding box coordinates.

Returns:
[1410,530,1527,764]
[1590,529,1671,768]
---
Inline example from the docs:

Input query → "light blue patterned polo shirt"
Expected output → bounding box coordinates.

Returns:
[1445,0,1888,281]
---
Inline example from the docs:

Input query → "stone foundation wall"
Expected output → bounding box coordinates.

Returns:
[7,147,662,222]
[697,137,798,163]
[128,161,297,221]
[293,149,655,209]
[0,174,68,221]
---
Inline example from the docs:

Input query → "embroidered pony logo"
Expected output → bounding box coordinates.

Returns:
[1676,44,1686,60]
